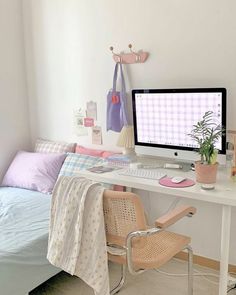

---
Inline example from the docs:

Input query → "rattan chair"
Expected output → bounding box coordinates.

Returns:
[103,190,196,295]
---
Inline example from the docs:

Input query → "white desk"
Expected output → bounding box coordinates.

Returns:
[77,166,236,295]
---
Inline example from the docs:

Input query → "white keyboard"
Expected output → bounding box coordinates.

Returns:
[118,168,166,180]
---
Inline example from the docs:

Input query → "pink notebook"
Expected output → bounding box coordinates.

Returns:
[159,177,195,188]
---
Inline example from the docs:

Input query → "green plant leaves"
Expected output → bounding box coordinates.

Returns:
[188,111,224,164]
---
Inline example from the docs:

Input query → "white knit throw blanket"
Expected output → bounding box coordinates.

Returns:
[47,176,109,295]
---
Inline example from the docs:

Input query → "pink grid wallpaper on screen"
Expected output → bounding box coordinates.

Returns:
[135,92,222,149]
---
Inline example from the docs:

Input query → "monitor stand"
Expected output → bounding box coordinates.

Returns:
[174,161,193,172]
[136,154,193,171]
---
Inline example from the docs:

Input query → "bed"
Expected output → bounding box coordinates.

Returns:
[0,143,117,295]
[0,187,60,295]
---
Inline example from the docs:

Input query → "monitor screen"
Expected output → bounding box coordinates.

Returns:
[132,88,226,157]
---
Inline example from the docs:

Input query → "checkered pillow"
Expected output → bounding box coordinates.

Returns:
[35,139,76,154]
[59,153,104,177]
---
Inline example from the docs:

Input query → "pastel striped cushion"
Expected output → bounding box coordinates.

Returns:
[59,153,104,177]
[35,139,76,154]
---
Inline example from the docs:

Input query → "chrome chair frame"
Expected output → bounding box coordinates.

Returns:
[111,227,193,295]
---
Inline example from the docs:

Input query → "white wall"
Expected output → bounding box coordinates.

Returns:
[0,0,30,181]
[23,0,236,263]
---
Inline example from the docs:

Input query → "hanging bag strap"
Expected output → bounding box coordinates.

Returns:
[112,63,119,92]
[112,63,126,93]
[119,63,126,94]
[118,63,129,126]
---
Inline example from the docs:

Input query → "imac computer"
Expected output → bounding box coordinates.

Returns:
[132,88,227,164]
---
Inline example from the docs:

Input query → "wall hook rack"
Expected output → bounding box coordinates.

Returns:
[109,44,149,64]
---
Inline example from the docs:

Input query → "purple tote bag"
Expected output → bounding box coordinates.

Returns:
[107,63,128,132]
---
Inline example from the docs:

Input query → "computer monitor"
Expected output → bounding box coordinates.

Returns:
[132,88,227,164]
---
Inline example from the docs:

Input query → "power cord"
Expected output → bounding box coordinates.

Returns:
[154,268,219,285]
[145,195,180,224]
[227,285,236,293]
[162,197,181,215]
[155,266,236,292]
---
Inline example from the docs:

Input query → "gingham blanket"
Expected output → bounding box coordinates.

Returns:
[47,176,109,295]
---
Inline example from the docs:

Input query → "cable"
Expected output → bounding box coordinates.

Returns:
[194,267,219,278]
[145,194,180,224]
[162,197,180,215]
[155,268,218,278]
[154,268,219,286]
[227,285,236,293]
[155,268,236,291]
[193,268,219,286]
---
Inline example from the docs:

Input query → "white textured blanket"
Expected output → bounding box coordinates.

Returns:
[47,176,109,295]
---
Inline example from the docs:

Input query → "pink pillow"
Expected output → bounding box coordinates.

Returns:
[2,151,66,193]
[75,145,117,158]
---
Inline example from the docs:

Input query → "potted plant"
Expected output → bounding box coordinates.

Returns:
[188,111,224,189]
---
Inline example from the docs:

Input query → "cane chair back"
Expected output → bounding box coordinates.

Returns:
[103,190,147,247]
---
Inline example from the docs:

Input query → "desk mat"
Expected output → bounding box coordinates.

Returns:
[159,177,195,188]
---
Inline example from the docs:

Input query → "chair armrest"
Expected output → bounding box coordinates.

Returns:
[155,205,196,229]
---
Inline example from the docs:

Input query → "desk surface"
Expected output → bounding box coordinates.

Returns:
[77,166,236,206]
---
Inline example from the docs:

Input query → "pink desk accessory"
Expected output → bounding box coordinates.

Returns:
[159,177,195,188]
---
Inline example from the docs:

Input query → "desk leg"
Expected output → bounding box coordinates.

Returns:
[219,205,231,295]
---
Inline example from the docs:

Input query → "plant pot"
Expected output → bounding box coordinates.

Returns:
[195,161,219,190]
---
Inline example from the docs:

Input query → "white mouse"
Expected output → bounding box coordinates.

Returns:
[171,176,186,183]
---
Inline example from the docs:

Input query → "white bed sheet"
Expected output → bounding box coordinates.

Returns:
[0,187,60,295]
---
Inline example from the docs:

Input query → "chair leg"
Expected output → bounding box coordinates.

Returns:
[110,264,127,295]
[186,245,193,295]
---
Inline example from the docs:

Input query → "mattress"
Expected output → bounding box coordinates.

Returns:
[0,187,60,295]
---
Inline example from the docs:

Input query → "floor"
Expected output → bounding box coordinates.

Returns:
[30,259,236,295]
